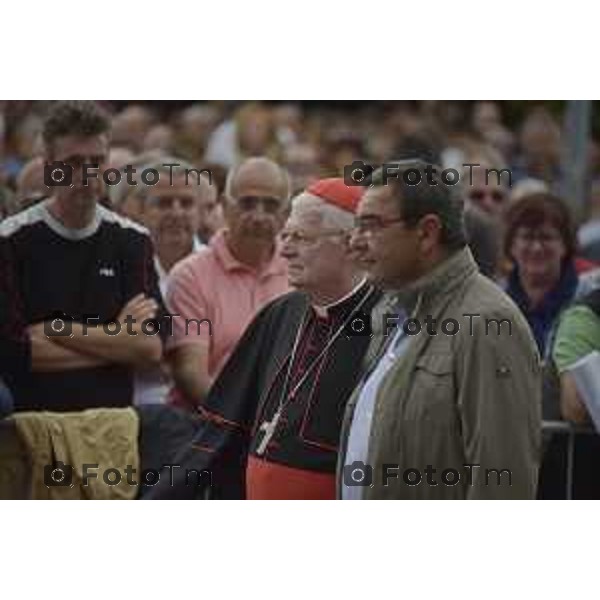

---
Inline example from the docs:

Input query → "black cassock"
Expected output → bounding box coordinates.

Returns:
[145,283,381,499]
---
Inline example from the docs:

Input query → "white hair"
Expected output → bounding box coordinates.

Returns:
[290,192,354,231]
[224,157,291,204]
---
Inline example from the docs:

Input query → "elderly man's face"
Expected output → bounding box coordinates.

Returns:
[280,207,350,294]
[139,173,201,248]
[224,164,289,243]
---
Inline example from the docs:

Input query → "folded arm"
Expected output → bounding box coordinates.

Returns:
[29,324,109,372]
[49,294,162,368]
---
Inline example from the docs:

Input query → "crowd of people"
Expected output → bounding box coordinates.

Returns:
[1,99,600,499]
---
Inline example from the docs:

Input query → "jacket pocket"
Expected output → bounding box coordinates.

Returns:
[406,354,456,421]
[414,354,454,377]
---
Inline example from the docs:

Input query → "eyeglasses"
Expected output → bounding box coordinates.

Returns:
[236,196,283,214]
[468,189,505,204]
[353,215,406,235]
[280,228,346,247]
[146,196,196,210]
[514,229,563,246]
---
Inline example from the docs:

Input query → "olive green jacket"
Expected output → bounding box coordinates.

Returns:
[337,247,542,499]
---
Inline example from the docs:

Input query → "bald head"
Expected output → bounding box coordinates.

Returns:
[225,157,290,204]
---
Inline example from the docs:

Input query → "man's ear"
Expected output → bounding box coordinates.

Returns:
[418,214,443,251]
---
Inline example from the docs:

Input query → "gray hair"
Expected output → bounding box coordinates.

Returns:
[290,192,355,231]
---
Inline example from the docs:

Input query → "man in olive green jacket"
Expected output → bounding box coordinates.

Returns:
[338,160,541,500]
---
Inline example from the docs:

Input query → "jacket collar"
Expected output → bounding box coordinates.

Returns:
[388,246,479,317]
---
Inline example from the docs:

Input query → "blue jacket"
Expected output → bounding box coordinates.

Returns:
[506,261,579,358]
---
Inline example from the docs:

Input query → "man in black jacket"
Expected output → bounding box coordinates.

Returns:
[0,101,166,411]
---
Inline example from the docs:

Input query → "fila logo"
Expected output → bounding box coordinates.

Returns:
[99,267,115,277]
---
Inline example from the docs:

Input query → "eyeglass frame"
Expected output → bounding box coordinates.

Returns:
[352,215,408,235]
[513,228,564,246]
[280,227,348,248]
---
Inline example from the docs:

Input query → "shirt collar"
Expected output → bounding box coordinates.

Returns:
[41,198,102,240]
[311,278,372,320]
[211,228,287,278]
[312,278,370,319]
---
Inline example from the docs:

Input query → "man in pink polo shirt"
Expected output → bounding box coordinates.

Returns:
[166,157,291,410]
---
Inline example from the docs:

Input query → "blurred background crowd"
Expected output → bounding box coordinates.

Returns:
[1,99,599,217]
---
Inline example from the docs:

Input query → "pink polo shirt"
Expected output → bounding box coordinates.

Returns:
[166,229,290,400]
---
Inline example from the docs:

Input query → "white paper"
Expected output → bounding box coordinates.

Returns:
[567,350,600,432]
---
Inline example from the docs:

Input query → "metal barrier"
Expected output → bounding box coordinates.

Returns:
[542,420,597,499]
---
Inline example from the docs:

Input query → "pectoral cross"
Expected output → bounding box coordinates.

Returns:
[255,409,282,456]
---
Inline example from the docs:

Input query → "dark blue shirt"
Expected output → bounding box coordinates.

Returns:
[506,261,578,357]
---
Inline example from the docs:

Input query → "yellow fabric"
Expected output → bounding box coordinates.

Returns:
[13,408,139,500]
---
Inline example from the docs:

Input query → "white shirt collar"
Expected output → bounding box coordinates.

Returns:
[312,278,368,318]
